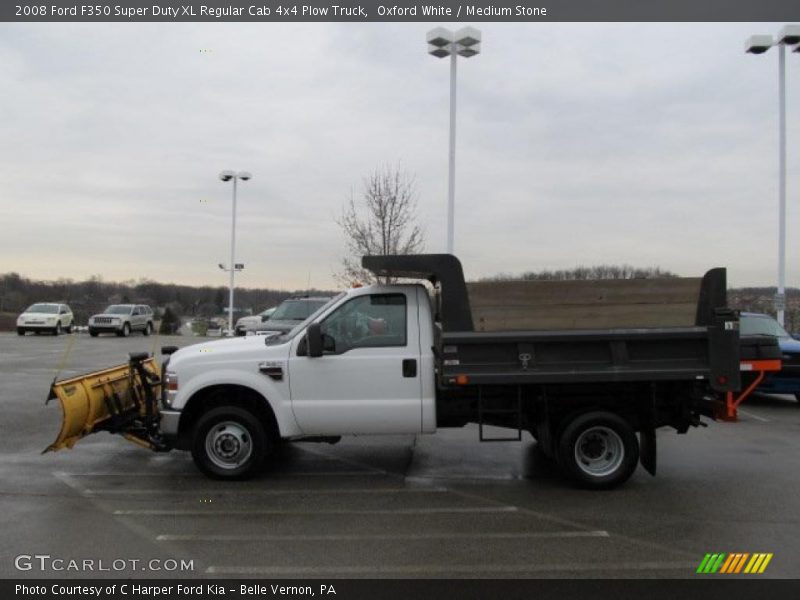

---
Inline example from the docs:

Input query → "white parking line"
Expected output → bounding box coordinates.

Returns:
[158,530,609,542]
[52,471,92,496]
[65,470,385,477]
[84,486,448,496]
[114,506,518,516]
[206,560,696,575]
[737,409,770,423]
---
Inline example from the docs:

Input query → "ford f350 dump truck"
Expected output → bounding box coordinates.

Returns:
[47,254,745,489]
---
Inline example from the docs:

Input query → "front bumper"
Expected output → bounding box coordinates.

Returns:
[89,324,123,332]
[19,322,58,330]
[159,409,181,436]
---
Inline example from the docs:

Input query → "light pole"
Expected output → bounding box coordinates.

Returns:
[218,170,252,336]
[427,26,481,255]
[746,25,800,326]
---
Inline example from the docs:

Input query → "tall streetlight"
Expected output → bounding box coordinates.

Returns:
[219,170,252,336]
[746,25,800,326]
[427,26,481,255]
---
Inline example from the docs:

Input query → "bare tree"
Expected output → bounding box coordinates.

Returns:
[336,164,425,284]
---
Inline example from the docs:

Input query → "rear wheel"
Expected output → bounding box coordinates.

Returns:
[143,322,152,336]
[557,411,639,490]
[191,406,273,480]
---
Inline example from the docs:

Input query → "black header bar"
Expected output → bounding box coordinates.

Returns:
[3,0,800,23]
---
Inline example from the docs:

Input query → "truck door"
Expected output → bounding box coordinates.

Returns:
[288,291,422,435]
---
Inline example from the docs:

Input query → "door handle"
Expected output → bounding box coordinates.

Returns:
[402,359,417,378]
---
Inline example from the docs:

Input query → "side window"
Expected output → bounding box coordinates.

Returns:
[132,307,140,316]
[319,294,406,354]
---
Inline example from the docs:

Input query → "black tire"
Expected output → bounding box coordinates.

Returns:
[53,322,62,336]
[191,406,272,480]
[143,322,152,336]
[89,329,99,337]
[117,323,131,338]
[794,393,800,404]
[557,411,639,490]
[65,323,73,334]
[17,328,25,336]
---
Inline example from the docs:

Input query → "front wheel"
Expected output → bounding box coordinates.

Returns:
[17,328,25,336]
[557,411,639,490]
[191,406,272,480]
[117,323,131,337]
[53,322,62,336]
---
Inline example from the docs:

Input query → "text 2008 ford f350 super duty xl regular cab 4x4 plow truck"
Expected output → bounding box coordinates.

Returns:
[45,254,771,489]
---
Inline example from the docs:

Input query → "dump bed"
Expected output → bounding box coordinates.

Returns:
[363,254,741,393]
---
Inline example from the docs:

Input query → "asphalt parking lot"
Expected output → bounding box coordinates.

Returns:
[1,331,799,579]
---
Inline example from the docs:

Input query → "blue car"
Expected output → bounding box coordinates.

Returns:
[740,312,800,402]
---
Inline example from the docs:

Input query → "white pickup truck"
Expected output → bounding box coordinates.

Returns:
[47,255,748,489]
[147,254,743,489]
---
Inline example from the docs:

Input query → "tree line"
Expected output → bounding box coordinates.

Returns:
[0,272,335,326]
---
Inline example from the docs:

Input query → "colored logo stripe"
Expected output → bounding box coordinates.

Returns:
[698,553,773,574]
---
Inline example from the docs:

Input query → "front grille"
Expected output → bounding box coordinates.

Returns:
[94,317,116,324]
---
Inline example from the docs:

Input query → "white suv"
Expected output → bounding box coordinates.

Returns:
[17,303,74,336]
[89,304,154,337]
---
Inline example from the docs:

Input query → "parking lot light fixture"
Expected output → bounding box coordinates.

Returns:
[218,170,252,336]
[746,26,800,326]
[427,26,481,255]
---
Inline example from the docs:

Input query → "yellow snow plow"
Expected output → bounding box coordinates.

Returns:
[45,351,172,453]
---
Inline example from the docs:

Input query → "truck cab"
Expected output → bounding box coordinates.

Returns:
[160,284,437,478]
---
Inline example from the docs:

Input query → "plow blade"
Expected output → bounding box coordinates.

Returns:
[45,353,167,453]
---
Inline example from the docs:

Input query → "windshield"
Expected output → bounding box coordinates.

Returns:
[26,303,59,314]
[268,293,346,344]
[270,299,330,321]
[104,305,133,315]
[740,314,790,338]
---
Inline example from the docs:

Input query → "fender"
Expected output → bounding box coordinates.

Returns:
[175,368,303,438]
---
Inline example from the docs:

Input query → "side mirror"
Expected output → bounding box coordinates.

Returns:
[307,323,323,358]
[261,315,270,322]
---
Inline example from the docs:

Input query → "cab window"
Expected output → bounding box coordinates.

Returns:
[319,294,406,354]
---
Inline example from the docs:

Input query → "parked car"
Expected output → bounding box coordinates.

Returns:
[234,306,276,336]
[740,312,800,402]
[17,303,74,336]
[253,296,332,336]
[89,304,154,337]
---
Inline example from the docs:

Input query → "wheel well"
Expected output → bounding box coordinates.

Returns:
[176,385,279,450]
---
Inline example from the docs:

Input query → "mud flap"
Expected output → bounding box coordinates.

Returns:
[639,428,657,476]
[44,354,167,453]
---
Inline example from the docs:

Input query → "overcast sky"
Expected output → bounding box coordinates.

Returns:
[1,22,799,290]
